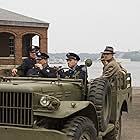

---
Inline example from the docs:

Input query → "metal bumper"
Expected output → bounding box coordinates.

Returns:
[0,126,67,140]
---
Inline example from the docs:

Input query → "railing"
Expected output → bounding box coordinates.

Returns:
[0,92,33,127]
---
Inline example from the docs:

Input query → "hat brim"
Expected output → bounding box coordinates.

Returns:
[66,56,77,60]
[101,51,115,54]
[37,57,48,60]
[30,51,36,53]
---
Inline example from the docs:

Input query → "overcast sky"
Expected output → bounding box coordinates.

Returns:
[0,0,140,53]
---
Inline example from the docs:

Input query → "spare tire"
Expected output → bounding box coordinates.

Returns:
[87,77,112,132]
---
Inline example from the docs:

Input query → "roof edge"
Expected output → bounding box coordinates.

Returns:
[0,20,49,28]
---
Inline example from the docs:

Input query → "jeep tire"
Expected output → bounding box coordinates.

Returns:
[62,116,97,140]
[87,77,112,131]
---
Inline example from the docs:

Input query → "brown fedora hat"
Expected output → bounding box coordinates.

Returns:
[102,46,115,54]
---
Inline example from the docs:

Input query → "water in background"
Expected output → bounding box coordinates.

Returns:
[50,61,140,87]
[88,61,140,87]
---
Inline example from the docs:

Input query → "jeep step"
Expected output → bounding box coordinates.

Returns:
[99,123,114,137]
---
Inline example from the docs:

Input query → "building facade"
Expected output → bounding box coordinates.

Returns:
[0,8,49,69]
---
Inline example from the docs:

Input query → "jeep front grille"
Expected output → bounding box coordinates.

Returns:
[0,92,33,127]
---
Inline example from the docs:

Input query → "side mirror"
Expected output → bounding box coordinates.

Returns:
[85,59,92,67]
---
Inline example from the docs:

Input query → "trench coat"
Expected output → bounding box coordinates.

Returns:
[102,58,121,79]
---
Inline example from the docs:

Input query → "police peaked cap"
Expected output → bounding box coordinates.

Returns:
[37,52,49,60]
[66,52,80,61]
[28,47,36,53]
[29,46,40,52]
[32,45,40,51]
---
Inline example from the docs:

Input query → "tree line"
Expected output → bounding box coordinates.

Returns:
[48,51,140,62]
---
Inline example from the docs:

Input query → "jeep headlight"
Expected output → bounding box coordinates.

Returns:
[40,96,50,107]
[40,95,60,111]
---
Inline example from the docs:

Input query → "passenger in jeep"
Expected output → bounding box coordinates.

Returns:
[101,46,121,79]
[26,53,57,78]
[11,46,39,76]
[101,46,127,79]
[64,52,87,81]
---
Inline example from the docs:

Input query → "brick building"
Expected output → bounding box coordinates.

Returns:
[0,8,49,73]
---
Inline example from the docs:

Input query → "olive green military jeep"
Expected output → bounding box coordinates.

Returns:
[0,59,132,140]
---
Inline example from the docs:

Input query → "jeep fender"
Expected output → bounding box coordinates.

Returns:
[34,101,99,133]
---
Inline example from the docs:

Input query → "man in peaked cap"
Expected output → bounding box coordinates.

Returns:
[31,45,40,54]
[12,47,38,76]
[101,46,122,79]
[66,52,80,61]
[26,53,57,78]
[64,52,87,81]
[36,52,49,60]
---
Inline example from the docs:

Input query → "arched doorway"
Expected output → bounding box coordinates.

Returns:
[0,32,15,57]
[22,33,40,57]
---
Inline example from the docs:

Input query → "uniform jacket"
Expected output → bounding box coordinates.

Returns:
[17,57,36,76]
[102,58,121,79]
[65,65,87,81]
[26,64,57,78]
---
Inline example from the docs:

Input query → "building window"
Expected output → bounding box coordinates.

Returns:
[9,36,15,56]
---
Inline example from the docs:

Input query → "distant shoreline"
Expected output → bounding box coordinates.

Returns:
[132,86,140,89]
[132,87,140,95]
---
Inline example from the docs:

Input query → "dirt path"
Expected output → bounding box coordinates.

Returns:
[122,87,140,140]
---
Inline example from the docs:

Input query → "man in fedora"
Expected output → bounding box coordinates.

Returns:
[101,46,121,79]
